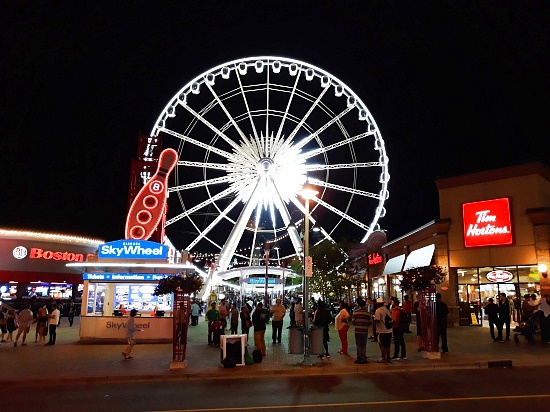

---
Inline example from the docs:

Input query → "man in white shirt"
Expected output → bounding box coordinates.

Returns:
[46,303,60,346]
[14,303,33,347]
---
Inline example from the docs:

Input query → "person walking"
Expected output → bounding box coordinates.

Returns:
[270,298,286,344]
[351,298,371,363]
[484,298,501,342]
[312,300,332,359]
[122,309,142,359]
[14,303,33,347]
[252,302,267,356]
[335,302,351,356]
[435,293,449,353]
[390,299,407,360]
[45,303,60,346]
[6,310,17,343]
[374,298,393,363]
[190,301,200,326]
[498,293,512,341]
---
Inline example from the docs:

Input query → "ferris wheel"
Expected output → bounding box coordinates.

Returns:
[151,56,390,275]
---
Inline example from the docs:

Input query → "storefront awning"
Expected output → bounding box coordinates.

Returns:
[382,254,405,275]
[402,244,435,271]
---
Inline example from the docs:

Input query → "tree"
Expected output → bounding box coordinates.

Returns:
[308,240,348,301]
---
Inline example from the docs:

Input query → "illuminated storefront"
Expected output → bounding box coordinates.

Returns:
[68,239,203,343]
[0,228,103,301]
[377,161,550,326]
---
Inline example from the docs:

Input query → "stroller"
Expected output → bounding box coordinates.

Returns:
[514,313,540,343]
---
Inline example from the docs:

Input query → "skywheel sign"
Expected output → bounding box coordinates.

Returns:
[98,240,168,260]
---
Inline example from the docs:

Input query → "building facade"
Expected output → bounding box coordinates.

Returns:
[372,161,550,326]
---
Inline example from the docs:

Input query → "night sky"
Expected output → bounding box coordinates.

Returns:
[2,1,548,249]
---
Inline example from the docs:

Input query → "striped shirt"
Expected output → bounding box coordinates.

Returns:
[352,307,372,335]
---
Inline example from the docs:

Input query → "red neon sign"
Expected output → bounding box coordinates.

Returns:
[463,198,513,247]
[29,248,85,262]
[368,253,383,265]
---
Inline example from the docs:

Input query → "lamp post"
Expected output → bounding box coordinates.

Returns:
[264,242,270,306]
[299,184,318,366]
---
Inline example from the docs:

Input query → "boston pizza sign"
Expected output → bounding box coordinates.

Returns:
[462,198,513,248]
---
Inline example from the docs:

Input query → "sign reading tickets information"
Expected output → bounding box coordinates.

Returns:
[97,239,168,260]
[462,198,513,248]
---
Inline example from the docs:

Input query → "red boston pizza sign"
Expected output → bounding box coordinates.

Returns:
[463,198,513,247]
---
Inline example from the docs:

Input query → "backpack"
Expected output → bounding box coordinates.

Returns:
[384,310,394,329]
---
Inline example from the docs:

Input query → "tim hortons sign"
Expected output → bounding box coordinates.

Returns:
[462,198,513,248]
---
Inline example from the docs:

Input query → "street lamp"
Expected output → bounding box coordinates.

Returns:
[299,183,318,366]
[264,242,270,306]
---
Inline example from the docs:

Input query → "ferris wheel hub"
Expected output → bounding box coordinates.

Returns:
[257,158,275,175]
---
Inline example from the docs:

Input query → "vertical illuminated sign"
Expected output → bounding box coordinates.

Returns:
[462,198,513,247]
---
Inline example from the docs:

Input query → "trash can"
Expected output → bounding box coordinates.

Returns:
[288,326,304,354]
[309,326,324,355]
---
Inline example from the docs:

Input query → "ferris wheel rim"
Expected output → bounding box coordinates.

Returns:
[151,56,390,272]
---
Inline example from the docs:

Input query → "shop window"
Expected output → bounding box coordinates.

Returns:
[86,283,106,315]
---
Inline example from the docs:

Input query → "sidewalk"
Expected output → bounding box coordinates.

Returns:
[1,315,548,386]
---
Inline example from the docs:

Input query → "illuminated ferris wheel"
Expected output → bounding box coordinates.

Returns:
[151,56,390,275]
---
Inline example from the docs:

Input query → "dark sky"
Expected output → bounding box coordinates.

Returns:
[1,1,549,248]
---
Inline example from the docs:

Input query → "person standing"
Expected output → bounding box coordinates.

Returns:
[122,309,142,359]
[0,307,8,342]
[240,305,251,341]
[294,298,304,327]
[335,302,351,356]
[252,302,267,356]
[351,298,371,363]
[402,295,413,333]
[46,303,60,346]
[484,298,501,342]
[390,299,407,360]
[435,293,449,353]
[413,300,424,351]
[6,310,16,343]
[374,298,393,363]
[33,307,49,344]
[67,302,76,327]
[312,300,332,359]
[205,302,220,345]
[218,299,229,330]
[229,303,239,334]
[537,295,550,343]
[190,301,200,326]
[14,303,33,347]
[270,298,286,344]
[498,293,512,341]
[289,299,296,327]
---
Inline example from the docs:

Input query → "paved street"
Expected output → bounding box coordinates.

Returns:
[1,313,548,386]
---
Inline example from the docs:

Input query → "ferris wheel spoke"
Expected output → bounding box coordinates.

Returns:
[161,127,235,160]
[313,196,370,232]
[274,67,301,148]
[287,195,339,247]
[292,106,354,152]
[217,180,263,271]
[169,175,244,192]
[271,188,304,257]
[204,82,256,153]
[182,104,244,155]
[307,177,382,200]
[305,162,385,171]
[235,67,259,141]
[185,196,242,250]
[177,160,254,173]
[300,130,375,161]
[165,185,238,226]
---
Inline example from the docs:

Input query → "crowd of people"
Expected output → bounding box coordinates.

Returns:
[0,301,64,346]
[195,293,454,365]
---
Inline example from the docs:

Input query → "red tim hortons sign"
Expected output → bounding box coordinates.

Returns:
[462,197,513,248]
